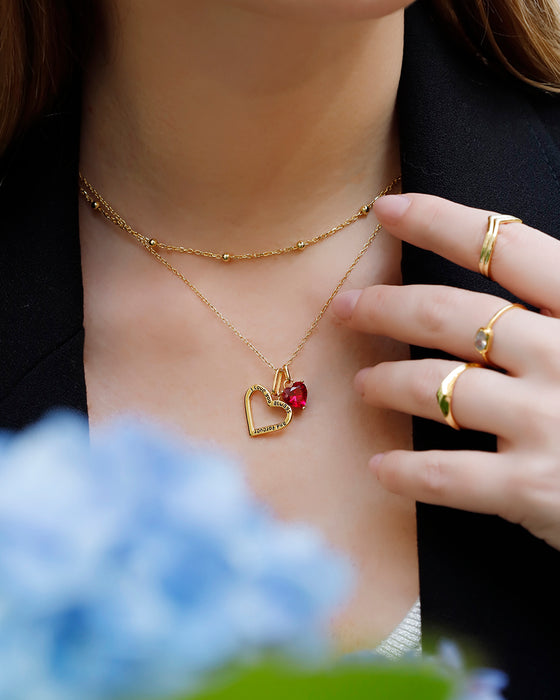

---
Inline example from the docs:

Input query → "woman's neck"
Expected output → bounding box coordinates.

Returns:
[80,2,404,251]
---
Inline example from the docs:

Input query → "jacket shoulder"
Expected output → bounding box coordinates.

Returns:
[0,94,85,425]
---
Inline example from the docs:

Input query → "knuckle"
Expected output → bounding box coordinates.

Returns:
[409,366,437,408]
[419,457,449,499]
[505,456,560,515]
[490,222,526,273]
[360,285,392,324]
[416,289,451,335]
[528,323,560,376]
[410,362,447,411]
[421,196,446,240]
[519,393,560,442]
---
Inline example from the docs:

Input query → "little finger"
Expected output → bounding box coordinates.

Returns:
[369,449,512,516]
[370,449,560,549]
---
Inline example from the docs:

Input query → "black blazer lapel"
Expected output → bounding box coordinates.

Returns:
[0,92,87,427]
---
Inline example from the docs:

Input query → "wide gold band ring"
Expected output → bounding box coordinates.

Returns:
[474,302,526,365]
[478,214,522,278]
[436,362,483,430]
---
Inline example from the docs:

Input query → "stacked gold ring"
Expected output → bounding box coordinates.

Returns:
[478,214,522,278]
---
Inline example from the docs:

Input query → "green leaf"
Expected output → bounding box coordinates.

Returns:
[175,662,453,700]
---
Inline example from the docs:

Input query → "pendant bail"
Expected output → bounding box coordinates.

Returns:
[272,365,291,396]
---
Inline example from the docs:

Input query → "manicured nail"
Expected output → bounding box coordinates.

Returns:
[332,289,362,321]
[353,367,369,394]
[369,454,384,474]
[373,194,411,223]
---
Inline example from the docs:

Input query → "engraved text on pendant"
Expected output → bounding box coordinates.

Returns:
[244,385,293,437]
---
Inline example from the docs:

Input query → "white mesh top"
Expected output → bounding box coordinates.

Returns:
[372,599,422,659]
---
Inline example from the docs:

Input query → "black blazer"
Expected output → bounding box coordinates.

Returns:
[1,2,559,697]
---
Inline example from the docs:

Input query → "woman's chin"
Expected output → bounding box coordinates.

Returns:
[221,0,411,22]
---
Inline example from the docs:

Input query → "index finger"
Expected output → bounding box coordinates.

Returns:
[373,193,560,315]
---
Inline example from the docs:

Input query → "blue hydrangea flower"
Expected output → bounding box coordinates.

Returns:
[438,641,508,700]
[0,412,352,700]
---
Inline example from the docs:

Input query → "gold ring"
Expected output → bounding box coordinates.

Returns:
[474,302,526,365]
[478,214,522,278]
[436,362,482,430]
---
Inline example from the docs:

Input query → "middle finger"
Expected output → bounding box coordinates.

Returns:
[333,284,558,377]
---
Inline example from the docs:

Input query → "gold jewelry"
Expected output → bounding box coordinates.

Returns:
[245,382,293,437]
[478,214,522,278]
[473,302,525,365]
[436,362,482,430]
[79,173,401,262]
[80,174,400,437]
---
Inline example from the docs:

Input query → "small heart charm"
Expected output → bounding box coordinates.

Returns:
[244,384,293,437]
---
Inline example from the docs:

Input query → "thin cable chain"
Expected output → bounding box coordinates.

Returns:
[79,173,400,260]
[79,175,399,373]
[144,220,384,371]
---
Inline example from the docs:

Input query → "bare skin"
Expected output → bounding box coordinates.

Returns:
[79,0,417,651]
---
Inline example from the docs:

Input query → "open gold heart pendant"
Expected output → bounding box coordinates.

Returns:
[244,385,293,437]
[244,366,307,438]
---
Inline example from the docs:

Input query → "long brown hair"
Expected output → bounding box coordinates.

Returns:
[1,0,560,154]
[431,0,560,90]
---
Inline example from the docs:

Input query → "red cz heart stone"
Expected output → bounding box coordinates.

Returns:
[281,381,307,409]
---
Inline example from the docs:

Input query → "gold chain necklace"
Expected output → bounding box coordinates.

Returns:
[79,173,400,262]
[79,175,400,437]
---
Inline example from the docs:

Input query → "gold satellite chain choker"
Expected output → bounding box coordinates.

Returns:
[79,174,400,437]
[80,173,399,262]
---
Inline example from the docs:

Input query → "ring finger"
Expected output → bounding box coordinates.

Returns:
[355,359,524,439]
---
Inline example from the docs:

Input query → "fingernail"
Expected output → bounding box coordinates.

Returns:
[369,453,384,474]
[373,194,411,223]
[332,289,362,321]
[353,367,369,394]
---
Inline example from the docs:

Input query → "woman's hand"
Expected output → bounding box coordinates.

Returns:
[332,193,560,551]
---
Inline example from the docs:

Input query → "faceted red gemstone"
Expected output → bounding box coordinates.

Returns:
[281,381,307,409]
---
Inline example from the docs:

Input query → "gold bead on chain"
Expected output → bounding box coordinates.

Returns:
[79,173,400,262]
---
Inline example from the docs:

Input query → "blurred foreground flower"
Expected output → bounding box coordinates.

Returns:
[0,413,508,700]
[0,412,351,700]
[437,640,508,700]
